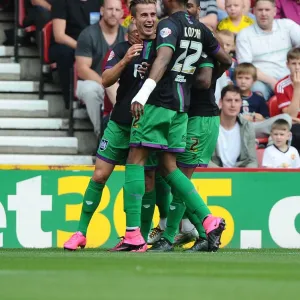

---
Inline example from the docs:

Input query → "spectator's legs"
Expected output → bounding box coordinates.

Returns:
[251,81,273,101]
[34,6,52,31]
[49,43,75,109]
[76,80,105,137]
[253,114,292,138]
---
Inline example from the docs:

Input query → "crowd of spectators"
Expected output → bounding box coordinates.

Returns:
[9,0,300,168]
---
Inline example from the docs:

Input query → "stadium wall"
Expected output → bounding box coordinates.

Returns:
[0,165,299,249]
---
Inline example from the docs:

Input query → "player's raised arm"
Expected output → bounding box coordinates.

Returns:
[102,43,143,88]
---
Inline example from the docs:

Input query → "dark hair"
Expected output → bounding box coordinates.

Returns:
[221,85,242,99]
[130,0,157,17]
[188,0,200,6]
[271,119,291,131]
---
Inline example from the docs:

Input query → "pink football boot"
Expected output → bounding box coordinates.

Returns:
[110,228,147,252]
[203,215,226,252]
[64,232,86,251]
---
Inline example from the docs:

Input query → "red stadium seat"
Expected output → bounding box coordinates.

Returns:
[267,95,280,117]
[256,148,265,168]
[257,137,269,145]
[39,21,56,99]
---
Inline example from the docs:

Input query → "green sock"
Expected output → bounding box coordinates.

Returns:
[155,173,172,218]
[78,179,105,236]
[185,208,207,239]
[141,189,156,241]
[163,193,186,243]
[165,169,211,224]
[124,164,145,228]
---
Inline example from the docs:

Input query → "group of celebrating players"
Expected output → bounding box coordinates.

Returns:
[64,0,233,253]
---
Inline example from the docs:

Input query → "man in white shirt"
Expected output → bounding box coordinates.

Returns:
[209,85,258,167]
[236,0,300,100]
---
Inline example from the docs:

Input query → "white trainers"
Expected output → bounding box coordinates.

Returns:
[174,227,199,246]
[147,225,164,245]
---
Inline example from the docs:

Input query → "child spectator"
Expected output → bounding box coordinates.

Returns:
[275,47,300,151]
[276,47,300,123]
[236,63,292,137]
[262,119,300,168]
[215,30,237,102]
[217,0,254,34]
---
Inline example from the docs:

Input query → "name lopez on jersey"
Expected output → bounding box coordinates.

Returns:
[184,27,201,39]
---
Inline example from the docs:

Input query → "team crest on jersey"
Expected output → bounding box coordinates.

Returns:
[160,27,172,38]
[99,139,109,151]
[107,51,115,61]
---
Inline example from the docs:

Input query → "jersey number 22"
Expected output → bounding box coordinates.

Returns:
[171,40,202,75]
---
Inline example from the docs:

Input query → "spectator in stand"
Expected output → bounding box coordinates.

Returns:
[75,0,126,139]
[236,0,300,101]
[209,85,258,167]
[236,63,292,137]
[262,119,300,168]
[275,0,300,25]
[49,0,102,109]
[275,47,300,151]
[217,0,254,34]
[214,30,236,104]
[217,0,255,21]
[24,0,53,31]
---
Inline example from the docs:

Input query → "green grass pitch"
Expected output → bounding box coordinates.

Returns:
[0,249,299,300]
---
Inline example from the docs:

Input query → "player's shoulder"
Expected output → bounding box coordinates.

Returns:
[275,75,292,94]
[109,41,130,58]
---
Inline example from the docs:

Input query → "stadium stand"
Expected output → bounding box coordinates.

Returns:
[0,0,297,166]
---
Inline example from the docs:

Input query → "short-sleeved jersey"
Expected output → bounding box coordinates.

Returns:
[275,76,299,117]
[241,92,270,118]
[262,145,300,168]
[105,40,156,125]
[189,54,219,117]
[217,15,254,34]
[147,11,220,112]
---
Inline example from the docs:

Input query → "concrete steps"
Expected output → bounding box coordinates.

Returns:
[0,117,93,130]
[0,81,60,93]
[0,16,96,164]
[0,136,78,154]
[0,154,93,165]
[0,63,21,80]
[0,99,48,117]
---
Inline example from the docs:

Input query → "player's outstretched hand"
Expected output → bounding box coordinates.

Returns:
[124,44,144,64]
[131,101,144,119]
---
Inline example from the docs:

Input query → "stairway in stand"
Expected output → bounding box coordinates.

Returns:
[0,12,97,165]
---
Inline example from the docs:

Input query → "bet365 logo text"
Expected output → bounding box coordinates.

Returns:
[0,175,300,248]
